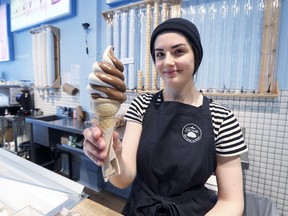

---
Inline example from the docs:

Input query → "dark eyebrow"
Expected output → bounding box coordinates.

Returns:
[155,43,187,51]
[171,43,187,49]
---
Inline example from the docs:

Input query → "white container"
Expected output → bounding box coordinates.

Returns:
[13,206,44,216]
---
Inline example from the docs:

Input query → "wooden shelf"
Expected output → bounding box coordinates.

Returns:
[125,89,279,98]
[201,92,279,98]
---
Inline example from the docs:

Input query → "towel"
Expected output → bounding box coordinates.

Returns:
[62,83,79,96]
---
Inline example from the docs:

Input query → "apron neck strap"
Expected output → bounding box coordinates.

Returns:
[152,90,163,108]
[153,90,210,110]
[202,96,210,109]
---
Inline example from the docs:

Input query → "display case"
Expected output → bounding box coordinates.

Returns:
[0,148,85,216]
[0,116,30,157]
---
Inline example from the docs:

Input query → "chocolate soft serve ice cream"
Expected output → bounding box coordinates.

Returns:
[87,45,126,181]
[88,45,126,103]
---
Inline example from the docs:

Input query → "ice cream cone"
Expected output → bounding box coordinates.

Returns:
[88,45,126,182]
[91,98,121,181]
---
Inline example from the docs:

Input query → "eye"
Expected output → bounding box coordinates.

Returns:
[174,48,185,56]
[155,51,165,59]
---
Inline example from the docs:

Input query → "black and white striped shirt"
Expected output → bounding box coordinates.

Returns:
[124,93,248,157]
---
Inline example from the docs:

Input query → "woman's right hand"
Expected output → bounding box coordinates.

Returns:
[83,126,122,166]
[83,121,140,187]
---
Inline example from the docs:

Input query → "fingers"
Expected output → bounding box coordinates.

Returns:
[83,126,123,166]
[83,127,107,166]
[83,127,102,148]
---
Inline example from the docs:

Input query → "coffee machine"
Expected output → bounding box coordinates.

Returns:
[16,88,33,116]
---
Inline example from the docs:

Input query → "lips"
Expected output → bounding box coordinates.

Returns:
[164,69,178,73]
[163,69,179,77]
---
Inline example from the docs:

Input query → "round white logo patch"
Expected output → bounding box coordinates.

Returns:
[182,123,202,143]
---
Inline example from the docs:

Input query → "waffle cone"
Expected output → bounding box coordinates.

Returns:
[91,98,120,117]
[91,98,121,181]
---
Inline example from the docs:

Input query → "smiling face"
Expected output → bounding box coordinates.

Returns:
[154,32,195,90]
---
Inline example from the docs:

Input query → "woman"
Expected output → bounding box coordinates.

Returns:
[84,18,248,216]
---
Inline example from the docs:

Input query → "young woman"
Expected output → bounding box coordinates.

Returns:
[83,18,248,216]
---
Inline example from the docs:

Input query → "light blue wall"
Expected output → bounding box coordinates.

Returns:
[0,0,110,111]
[0,0,287,112]
[276,0,288,89]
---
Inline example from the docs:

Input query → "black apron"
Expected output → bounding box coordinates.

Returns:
[123,91,217,216]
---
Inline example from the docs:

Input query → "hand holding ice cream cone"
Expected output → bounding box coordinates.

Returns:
[87,45,126,181]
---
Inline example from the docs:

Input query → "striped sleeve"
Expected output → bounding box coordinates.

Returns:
[124,93,153,124]
[210,101,248,157]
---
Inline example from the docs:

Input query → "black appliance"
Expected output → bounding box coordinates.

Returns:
[16,88,33,115]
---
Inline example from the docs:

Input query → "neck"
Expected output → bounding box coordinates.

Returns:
[163,85,202,106]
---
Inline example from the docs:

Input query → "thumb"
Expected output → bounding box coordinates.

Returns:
[112,131,122,154]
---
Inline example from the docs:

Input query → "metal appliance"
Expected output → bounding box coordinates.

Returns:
[0,85,23,115]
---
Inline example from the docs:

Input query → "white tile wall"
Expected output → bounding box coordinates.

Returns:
[34,88,80,115]
[34,89,288,216]
[197,91,287,215]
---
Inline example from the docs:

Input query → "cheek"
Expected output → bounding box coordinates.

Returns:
[182,59,195,71]
[155,62,163,72]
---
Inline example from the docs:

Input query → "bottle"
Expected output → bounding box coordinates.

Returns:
[73,108,77,119]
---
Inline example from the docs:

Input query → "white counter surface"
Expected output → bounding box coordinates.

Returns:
[0,149,85,215]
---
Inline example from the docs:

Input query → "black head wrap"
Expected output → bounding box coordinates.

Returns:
[150,18,203,75]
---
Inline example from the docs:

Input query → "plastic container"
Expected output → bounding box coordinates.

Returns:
[243,192,279,216]
[13,206,44,216]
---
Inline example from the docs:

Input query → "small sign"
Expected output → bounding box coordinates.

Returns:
[120,57,134,65]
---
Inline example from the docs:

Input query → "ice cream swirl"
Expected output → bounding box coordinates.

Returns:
[87,46,126,103]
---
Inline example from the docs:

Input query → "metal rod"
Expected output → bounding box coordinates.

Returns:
[29,25,60,40]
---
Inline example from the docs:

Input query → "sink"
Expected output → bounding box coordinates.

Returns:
[35,115,66,122]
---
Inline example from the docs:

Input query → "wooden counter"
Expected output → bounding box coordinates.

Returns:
[72,198,123,216]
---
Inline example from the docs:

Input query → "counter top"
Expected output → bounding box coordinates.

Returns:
[0,115,26,121]
[25,115,87,135]
[25,114,126,138]
[72,198,122,216]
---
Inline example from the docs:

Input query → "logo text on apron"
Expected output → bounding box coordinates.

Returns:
[182,123,202,143]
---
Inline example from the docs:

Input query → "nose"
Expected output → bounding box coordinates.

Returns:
[164,53,175,66]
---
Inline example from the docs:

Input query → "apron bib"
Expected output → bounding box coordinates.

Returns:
[123,91,216,216]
